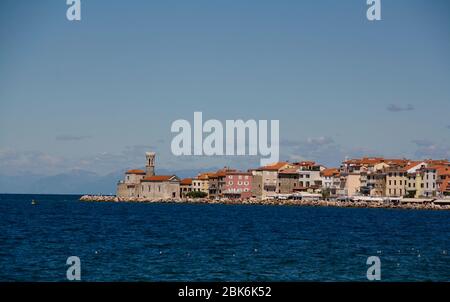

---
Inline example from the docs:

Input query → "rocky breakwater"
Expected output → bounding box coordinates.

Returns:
[79,195,450,210]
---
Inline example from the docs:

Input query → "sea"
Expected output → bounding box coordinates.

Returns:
[0,194,449,281]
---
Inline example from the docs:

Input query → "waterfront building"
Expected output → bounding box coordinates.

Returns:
[139,175,180,199]
[208,173,219,199]
[251,162,292,199]
[406,171,424,198]
[436,165,450,196]
[116,169,146,198]
[385,166,408,197]
[339,173,361,197]
[366,171,386,197]
[422,167,438,197]
[192,173,212,195]
[222,171,252,199]
[180,178,193,198]
[277,167,301,194]
[297,165,323,193]
[208,168,236,199]
[116,152,181,199]
[320,168,341,196]
[277,163,326,195]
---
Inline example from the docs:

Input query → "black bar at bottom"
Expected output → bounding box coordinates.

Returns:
[1,282,449,299]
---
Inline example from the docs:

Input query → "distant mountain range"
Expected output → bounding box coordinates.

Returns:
[0,168,217,195]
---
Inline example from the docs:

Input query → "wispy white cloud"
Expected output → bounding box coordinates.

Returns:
[280,136,382,167]
[0,145,157,176]
[412,139,450,160]
[0,149,66,176]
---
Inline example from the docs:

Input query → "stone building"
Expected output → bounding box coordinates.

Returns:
[116,169,146,198]
[138,175,180,199]
[251,162,291,199]
[208,168,236,199]
[277,168,300,194]
[180,178,193,198]
[116,152,180,199]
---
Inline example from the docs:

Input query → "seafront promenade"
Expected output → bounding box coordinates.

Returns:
[79,195,450,211]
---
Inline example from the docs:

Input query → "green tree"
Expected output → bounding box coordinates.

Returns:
[186,191,208,199]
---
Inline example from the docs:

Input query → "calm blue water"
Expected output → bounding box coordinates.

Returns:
[0,194,450,281]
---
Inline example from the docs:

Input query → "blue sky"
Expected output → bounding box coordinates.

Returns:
[1,0,450,176]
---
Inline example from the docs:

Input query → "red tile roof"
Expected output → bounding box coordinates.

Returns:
[196,173,214,180]
[214,168,237,177]
[257,162,289,171]
[344,157,411,167]
[142,175,177,182]
[425,159,450,166]
[321,168,340,177]
[279,168,299,174]
[344,157,385,165]
[180,178,193,185]
[436,165,450,176]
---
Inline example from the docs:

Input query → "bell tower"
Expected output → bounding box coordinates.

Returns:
[145,152,156,177]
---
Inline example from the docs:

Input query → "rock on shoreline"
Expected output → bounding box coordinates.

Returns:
[79,195,450,211]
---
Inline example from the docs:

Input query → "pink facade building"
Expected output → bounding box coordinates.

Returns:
[222,171,253,199]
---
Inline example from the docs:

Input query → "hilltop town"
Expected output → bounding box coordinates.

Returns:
[80,151,450,209]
